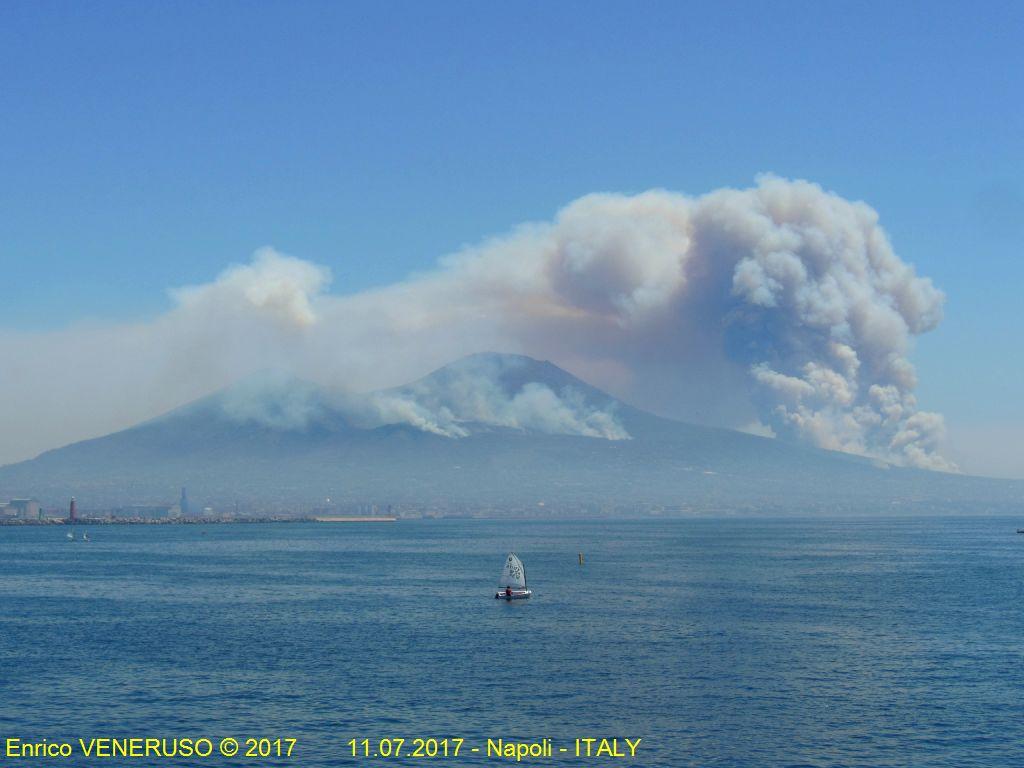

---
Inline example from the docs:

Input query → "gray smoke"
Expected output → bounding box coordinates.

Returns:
[216,371,327,431]
[305,175,949,468]
[0,176,953,470]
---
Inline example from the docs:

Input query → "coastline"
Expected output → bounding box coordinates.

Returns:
[0,515,404,525]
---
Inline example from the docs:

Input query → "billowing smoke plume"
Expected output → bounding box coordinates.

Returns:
[0,176,953,470]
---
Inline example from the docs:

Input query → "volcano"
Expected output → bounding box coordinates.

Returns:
[0,353,1019,513]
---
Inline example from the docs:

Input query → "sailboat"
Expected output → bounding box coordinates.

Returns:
[494,552,532,600]
[82,532,89,542]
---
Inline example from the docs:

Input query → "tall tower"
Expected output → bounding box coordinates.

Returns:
[69,497,77,522]
[179,487,189,516]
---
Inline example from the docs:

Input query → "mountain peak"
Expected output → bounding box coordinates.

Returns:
[370,351,629,440]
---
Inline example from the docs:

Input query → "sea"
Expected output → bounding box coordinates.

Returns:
[1,517,1023,767]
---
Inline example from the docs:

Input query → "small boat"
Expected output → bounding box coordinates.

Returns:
[66,532,74,540]
[494,552,532,600]
[82,533,89,542]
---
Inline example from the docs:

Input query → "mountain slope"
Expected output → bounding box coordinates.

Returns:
[0,353,1020,512]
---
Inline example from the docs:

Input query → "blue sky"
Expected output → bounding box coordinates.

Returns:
[1,1,1022,474]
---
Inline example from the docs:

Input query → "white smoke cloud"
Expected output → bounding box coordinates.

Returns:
[0,176,954,470]
[172,247,329,330]
[352,384,630,441]
[353,354,630,440]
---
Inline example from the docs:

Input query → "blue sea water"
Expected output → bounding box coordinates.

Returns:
[2,517,1024,767]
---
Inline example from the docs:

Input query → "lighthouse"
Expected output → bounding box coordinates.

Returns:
[68,497,77,522]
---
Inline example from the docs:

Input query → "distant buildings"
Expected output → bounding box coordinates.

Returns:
[0,498,41,520]
[61,486,191,521]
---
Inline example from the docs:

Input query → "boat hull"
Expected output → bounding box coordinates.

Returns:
[495,589,532,600]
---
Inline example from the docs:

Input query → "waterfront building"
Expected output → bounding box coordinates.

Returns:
[0,498,41,520]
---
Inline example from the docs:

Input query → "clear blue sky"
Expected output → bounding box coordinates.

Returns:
[1,1,1022,469]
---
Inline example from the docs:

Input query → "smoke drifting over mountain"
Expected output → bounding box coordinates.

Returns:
[0,177,952,470]
[213,354,631,441]
[360,353,631,440]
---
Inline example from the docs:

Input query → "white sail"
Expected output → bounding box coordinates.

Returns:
[499,552,527,590]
